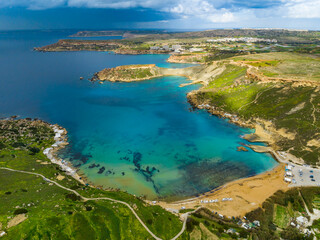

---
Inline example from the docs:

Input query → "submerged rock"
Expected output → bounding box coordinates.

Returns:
[97,167,105,174]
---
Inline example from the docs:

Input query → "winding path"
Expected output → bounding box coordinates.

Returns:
[0,167,188,240]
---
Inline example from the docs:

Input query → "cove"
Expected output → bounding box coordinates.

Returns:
[0,30,278,201]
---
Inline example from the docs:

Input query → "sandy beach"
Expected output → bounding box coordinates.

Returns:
[154,163,288,217]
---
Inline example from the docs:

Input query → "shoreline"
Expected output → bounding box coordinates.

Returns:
[153,163,288,217]
[41,56,314,211]
[43,125,86,185]
[186,90,310,167]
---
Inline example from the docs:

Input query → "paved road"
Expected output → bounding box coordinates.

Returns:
[0,167,188,240]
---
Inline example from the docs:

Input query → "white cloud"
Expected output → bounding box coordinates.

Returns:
[0,0,319,27]
[208,12,235,23]
[282,0,320,18]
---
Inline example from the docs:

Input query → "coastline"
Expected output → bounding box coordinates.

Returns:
[186,90,309,167]
[43,125,86,185]
[39,55,312,212]
[154,163,288,217]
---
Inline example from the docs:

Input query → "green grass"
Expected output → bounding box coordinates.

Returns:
[0,119,186,240]
[245,60,280,67]
[192,52,320,165]
[273,204,290,228]
[206,64,246,89]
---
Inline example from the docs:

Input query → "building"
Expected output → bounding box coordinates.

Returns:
[296,216,308,226]
[253,220,260,227]
[189,48,204,52]
[162,45,170,51]
[172,45,182,50]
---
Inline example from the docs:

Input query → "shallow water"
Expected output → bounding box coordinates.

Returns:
[0,30,277,200]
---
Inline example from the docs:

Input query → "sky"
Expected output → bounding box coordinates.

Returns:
[0,0,319,30]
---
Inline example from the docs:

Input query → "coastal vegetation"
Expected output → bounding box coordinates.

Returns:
[93,51,320,166]
[188,52,320,165]
[0,119,185,239]
[95,64,160,82]
[6,29,320,239]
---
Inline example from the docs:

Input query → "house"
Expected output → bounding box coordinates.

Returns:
[172,45,182,50]
[253,220,260,227]
[189,48,204,52]
[150,46,160,50]
[241,223,250,229]
[226,228,236,234]
[296,216,308,226]
[162,45,170,51]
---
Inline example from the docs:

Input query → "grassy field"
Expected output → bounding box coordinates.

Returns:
[0,119,186,240]
[186,209,250,239]
[232,52,320,82]
[273,204,291,228]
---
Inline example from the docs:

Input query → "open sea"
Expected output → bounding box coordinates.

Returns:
[0,30,277,200]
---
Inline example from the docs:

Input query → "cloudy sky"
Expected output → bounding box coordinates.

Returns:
[0,0,319,30]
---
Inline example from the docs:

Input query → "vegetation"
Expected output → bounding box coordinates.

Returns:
[191,52,320,165]
[243,187,320,239]
[0,119,185,239]
[96,64,159,81]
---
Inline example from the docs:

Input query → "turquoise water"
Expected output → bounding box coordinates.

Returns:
[0,30,277,200]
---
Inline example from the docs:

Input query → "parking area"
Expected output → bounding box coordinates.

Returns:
[289,164,320,187]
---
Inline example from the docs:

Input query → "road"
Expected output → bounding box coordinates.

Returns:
[0,167,188,240]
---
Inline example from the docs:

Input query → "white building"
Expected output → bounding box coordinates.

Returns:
[296,216,308,226]
[189,48,204,52]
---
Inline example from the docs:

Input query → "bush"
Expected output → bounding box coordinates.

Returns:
[0,142,6,149]
[28,146,40,155]
[186,218,199,232]
[65,193,81,201]
[14,208,28,215]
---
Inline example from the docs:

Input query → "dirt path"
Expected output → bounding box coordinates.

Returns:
[0,167,187,240]
[310,94,317,125]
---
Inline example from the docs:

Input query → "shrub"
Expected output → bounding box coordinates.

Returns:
[65,193,81,201]
[14,208,28,215]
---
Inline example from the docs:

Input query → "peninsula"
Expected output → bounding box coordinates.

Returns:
[3,28,320,239]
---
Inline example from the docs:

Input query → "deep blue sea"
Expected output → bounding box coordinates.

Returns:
[0,30,277,200]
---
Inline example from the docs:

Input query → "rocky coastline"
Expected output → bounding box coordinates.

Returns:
[42,124,88,185]
[186,90,307,167]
